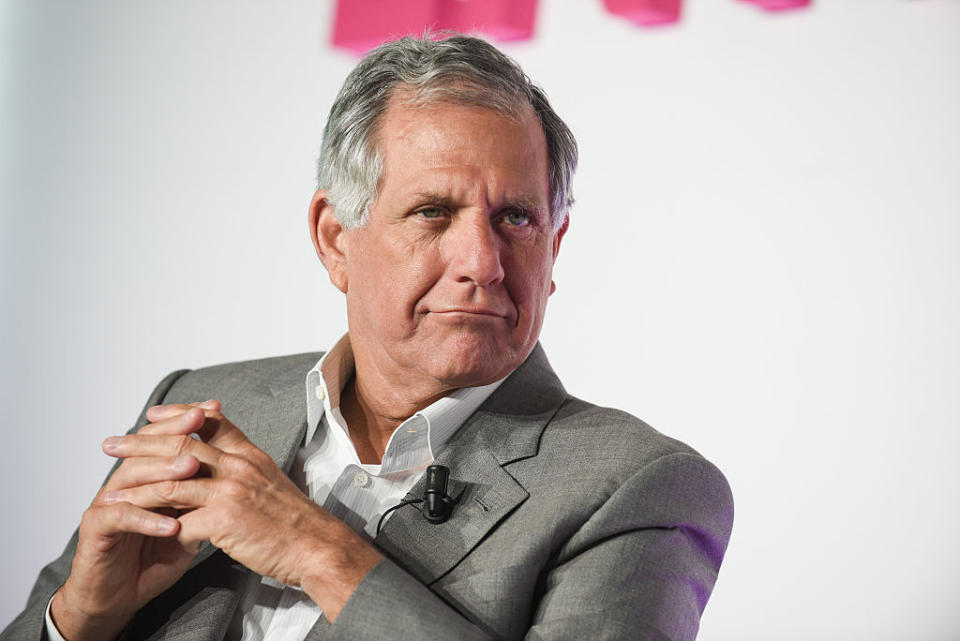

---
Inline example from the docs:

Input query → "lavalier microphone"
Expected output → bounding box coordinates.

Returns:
[421,464,454,524]
[375,464,455,534]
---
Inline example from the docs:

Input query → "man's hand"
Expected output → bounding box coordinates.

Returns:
[50,401,217,641]
[99,403,383,622]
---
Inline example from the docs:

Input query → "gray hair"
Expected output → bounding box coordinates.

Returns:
[316,34,578,231]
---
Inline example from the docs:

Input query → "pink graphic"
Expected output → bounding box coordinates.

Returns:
[739,0,811,11]
[602,0,682,27]
[332,0,444,55]
[439,0,537,42]
[332,0,538,55]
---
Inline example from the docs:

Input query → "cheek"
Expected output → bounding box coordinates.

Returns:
[506,254,555,318]
[353,240,441,317]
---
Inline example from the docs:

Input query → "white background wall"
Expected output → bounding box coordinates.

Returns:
[2,1,958,638]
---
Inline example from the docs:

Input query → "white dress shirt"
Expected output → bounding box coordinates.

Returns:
[46,334,503,641]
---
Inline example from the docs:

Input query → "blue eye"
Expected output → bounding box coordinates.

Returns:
[503,210,530,227]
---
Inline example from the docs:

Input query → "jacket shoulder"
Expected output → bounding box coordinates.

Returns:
[162,351,323,404]
[526,395,733,532]
[527,395,734,561]
[544,395,706,468]
[186,351,323,380]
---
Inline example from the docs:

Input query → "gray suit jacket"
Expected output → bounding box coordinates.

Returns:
[3,345,733,641]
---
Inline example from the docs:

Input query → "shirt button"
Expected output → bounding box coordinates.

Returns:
[353,470,370,488]
[315,385,326,401]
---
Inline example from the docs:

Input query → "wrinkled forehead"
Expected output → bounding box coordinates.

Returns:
[370,97,550,213]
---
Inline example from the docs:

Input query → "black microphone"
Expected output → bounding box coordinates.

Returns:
[421,464,454,524]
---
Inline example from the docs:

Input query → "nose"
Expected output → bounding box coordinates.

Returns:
[446,217,505,288]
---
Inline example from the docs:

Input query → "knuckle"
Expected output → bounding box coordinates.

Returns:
[79,506,101,531]
[118,505,153,532]
[174,434,194,455]
[247,448,272,468]
[128,510,151,531]
[220,478,248,501]
[229,455,259,477]
[156,479,179,500]
[105,502,134,527]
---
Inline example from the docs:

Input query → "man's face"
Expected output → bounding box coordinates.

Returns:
[332,98,564,391]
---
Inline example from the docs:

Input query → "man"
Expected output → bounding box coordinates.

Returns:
[3,35,733,641]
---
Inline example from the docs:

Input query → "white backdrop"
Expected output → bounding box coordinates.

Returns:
[2,1,958,638]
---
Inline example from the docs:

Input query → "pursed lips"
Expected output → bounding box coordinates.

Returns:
[429,307,513,321]
[433,308,505,316]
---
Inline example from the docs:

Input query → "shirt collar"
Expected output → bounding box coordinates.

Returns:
[304,334,505,470]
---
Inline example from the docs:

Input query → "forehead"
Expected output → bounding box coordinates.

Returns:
[372,96,550,207]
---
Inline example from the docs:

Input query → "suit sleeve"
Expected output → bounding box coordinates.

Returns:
[323,451,734,641]
[0,369,191,641]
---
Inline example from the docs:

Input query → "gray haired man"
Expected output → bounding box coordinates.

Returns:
[3,35,733,641]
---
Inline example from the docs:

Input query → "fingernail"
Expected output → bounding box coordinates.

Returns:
[103,437,122,451]
[103,491,120,504]
[157,518,177,534]
[198,399,218,409]
[173,456,193,472]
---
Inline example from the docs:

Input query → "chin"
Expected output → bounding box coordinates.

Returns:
[425,333,527,388]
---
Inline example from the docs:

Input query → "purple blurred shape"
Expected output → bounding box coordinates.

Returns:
[739,0,811,11]
[602,0,682,27]
[332,0,538,55]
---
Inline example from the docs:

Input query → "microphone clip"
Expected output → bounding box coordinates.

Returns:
[421,464,454,524]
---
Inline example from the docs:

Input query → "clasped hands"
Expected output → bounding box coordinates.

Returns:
[51,401,383,641]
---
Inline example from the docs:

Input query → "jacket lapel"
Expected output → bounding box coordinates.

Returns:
[374,344,567,585]
[261,371,310,474]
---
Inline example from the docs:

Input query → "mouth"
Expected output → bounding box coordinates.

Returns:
[431,308,508,319]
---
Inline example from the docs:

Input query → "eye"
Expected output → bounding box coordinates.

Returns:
[417,207,445,219]
[502,210,531,227]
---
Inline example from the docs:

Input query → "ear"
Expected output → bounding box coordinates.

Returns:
[549,214,569,295]
[552,213,569,261]
[309,189,349,293]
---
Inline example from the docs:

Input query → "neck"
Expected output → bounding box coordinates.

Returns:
[339,369,451,465]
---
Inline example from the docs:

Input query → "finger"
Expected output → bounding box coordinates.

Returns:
[101,455,200,494]
[102,433,227,470]
[138,407,207,436]
[192,411,255,455]
[80,502,180,538]
[145,400,221,423]
[175,507,236,549]
[144,409,256,458]
[140,408,252,459]
[173,509,210,547]
[102,478,219,511]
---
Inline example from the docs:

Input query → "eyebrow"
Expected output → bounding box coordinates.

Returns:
[410,192,460,210]
[410,192,546,217]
